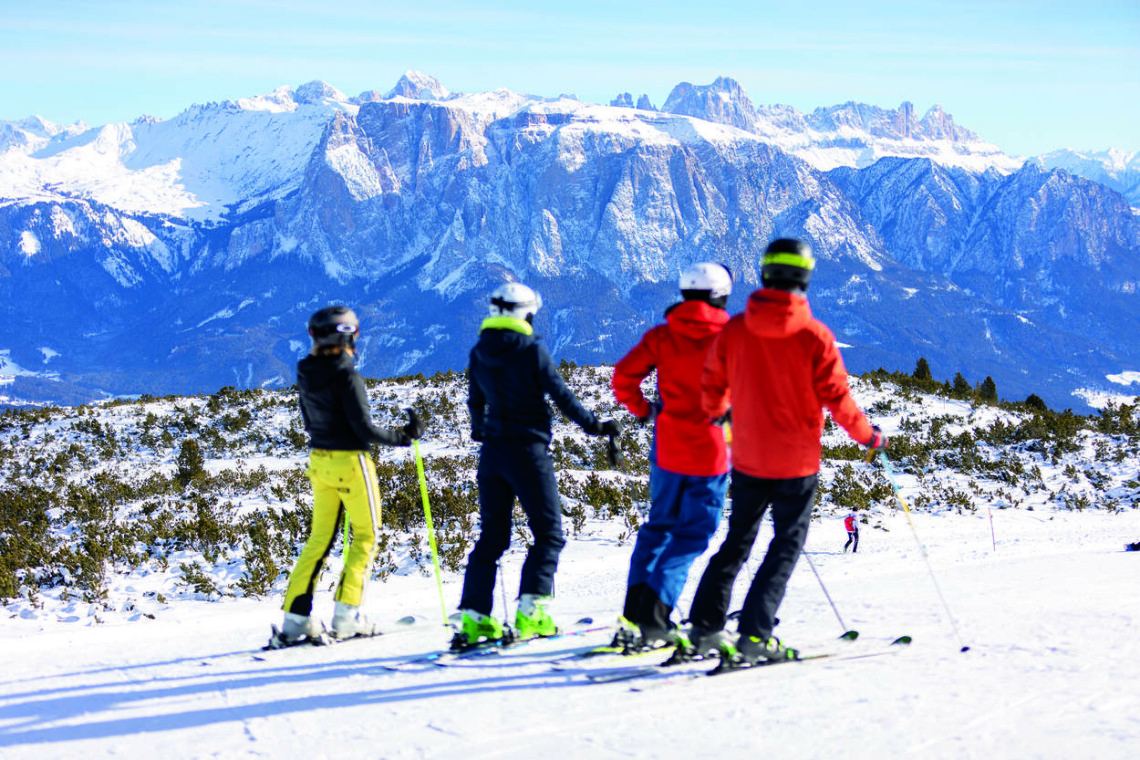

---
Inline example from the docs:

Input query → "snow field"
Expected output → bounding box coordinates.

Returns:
[1,508,1137,760]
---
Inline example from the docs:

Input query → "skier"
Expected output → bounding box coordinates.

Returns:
[270,305,425,648]
[844,511,859,553]
[456,283,620,646]
[679,238,887,667]
[609,263,733,651]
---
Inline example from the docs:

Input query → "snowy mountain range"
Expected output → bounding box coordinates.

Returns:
[1,72,1138,410]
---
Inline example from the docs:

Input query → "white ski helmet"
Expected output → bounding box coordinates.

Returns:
[679,263,733,301]
[488,282,543,322]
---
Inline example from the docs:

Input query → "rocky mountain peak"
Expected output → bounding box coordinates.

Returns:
[662,76,758,131]
[386,70,450,101]
[295,80,350,105]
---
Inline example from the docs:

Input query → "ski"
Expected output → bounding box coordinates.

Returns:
[580,634,911,689]
[706,641,908,677]
[256,615,417,658]
[402,617,605,666]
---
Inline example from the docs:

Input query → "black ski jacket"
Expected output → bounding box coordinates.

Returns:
[297,352,410,450]
[468,326,601,444]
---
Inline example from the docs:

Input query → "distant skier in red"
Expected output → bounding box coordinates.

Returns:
[844,512,859,554]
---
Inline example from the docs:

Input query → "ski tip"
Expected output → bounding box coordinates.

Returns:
[396,615,417,625]
[840,630,859,641]
[891,636,913,646]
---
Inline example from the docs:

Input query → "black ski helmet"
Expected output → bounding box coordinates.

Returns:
[761,238,815,293]
[308,305,359,348]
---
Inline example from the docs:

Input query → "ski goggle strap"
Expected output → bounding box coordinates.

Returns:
[762,253,815,270]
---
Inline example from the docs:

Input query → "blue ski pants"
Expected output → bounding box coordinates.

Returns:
[626,462,728,612]
[459,440,565,615]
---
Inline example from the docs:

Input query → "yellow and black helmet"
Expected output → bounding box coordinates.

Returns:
[761,238,815,292]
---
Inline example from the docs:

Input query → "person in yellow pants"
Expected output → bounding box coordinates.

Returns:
[270,305,424,648]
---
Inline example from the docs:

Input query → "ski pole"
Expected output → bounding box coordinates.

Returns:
[497,561,512,634]
[801,551,858,640]
[875,452,970,652]
[413,439,448,625]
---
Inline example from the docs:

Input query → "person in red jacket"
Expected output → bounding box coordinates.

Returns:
[610,263,733,651]
[844,512,859,553]
[681,238,887,668]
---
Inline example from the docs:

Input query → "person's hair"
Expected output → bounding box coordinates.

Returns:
[312,344,352,357]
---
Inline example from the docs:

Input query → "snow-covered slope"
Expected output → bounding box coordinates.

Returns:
[0,83,359,221]
[0,369,1137,760]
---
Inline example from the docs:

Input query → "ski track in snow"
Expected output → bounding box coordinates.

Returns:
[1,509,1138,760]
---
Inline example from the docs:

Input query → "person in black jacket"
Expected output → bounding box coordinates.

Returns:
[270,305,424,648]
[456,282,620,646]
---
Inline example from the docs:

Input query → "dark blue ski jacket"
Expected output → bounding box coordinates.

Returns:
[467,317,601,444]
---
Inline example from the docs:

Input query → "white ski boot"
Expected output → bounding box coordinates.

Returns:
[331,601,382,639]
[266,612,326,649]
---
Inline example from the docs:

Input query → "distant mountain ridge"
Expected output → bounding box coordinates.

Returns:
[1,72,1138,411]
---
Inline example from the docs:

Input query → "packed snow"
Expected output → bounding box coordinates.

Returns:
[1,371,1137,759]
[1,506,1136,759]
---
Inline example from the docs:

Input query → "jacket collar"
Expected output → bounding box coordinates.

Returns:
[480,316,534,335]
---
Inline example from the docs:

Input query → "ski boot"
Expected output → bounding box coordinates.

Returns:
[266,612,326,649]
[608,616,641,652]
[452,609,506,650]
[663,627,726,665]
[514,594,558,640]
[632,623,678,654]
[721,635,800,670]
[330,601,382,640]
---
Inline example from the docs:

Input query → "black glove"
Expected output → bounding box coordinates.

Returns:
[596,419,622,437]
[403,408,425,441]
[865,425,888,453]
[470,429,484,443]
[637,400,661,426]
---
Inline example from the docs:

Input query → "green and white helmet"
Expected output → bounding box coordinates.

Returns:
[489,282,543,323]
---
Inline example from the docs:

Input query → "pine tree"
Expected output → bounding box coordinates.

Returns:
[980,376,998,404]
[951,372,971,399]
[176,438,206,486]
[913,357,932,382]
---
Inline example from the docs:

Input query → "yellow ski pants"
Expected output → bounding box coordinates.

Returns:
[283,449,382,616]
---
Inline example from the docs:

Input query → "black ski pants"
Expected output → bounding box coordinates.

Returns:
[688,469,818,641]
[459,439,565,615]
[844,530,859,553]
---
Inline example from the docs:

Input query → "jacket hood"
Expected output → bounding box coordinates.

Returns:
[297,351,354,389]
[743,288,812,339]
[663,299,730,340]
[473,327,538,368]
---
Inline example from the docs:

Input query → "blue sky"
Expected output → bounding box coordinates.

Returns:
[1,0,1137,156]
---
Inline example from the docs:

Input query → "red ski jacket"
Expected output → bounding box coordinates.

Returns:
[701,288,874,479]
[613,300,730,476]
